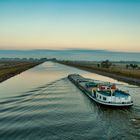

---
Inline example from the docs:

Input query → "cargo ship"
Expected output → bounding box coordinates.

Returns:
[68,74,133,107]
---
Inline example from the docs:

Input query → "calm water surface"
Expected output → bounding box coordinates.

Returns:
[0,62,140,140]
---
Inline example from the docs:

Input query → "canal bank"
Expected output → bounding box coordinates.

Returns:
[57,61,140,86]
[0,61,44,83]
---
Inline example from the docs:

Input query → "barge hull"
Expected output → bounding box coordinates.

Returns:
[68,75,133,107]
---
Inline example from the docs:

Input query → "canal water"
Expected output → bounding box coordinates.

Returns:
[0,62,140,140]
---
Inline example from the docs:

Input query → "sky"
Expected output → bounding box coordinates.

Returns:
[0,0,140,52]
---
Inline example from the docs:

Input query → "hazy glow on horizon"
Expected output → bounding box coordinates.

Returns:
[0,0,140,51]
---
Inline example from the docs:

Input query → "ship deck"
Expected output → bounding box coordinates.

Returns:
[68,74,133,107]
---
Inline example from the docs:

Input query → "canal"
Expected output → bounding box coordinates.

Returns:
[0,62,139,140]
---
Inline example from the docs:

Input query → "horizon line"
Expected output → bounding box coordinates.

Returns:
[0,48,140,53]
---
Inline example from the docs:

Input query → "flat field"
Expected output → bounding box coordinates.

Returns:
[0,61,43,83]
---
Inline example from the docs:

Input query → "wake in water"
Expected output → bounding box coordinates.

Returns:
[0,78,65,104]
[0,77,140,140]
[0,78,82,140]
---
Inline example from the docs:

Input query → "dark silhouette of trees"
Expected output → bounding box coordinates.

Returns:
[101,60,112,68]
[126,64,138,69]
[97,64,100,67]
[126,64,129,69]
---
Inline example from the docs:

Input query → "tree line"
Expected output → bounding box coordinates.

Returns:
[97,60,139,69]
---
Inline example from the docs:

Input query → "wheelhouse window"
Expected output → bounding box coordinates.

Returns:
[103,97,106,101]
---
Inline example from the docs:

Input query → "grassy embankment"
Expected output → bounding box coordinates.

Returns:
[0,61,43,83]
[58,61,140,86]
